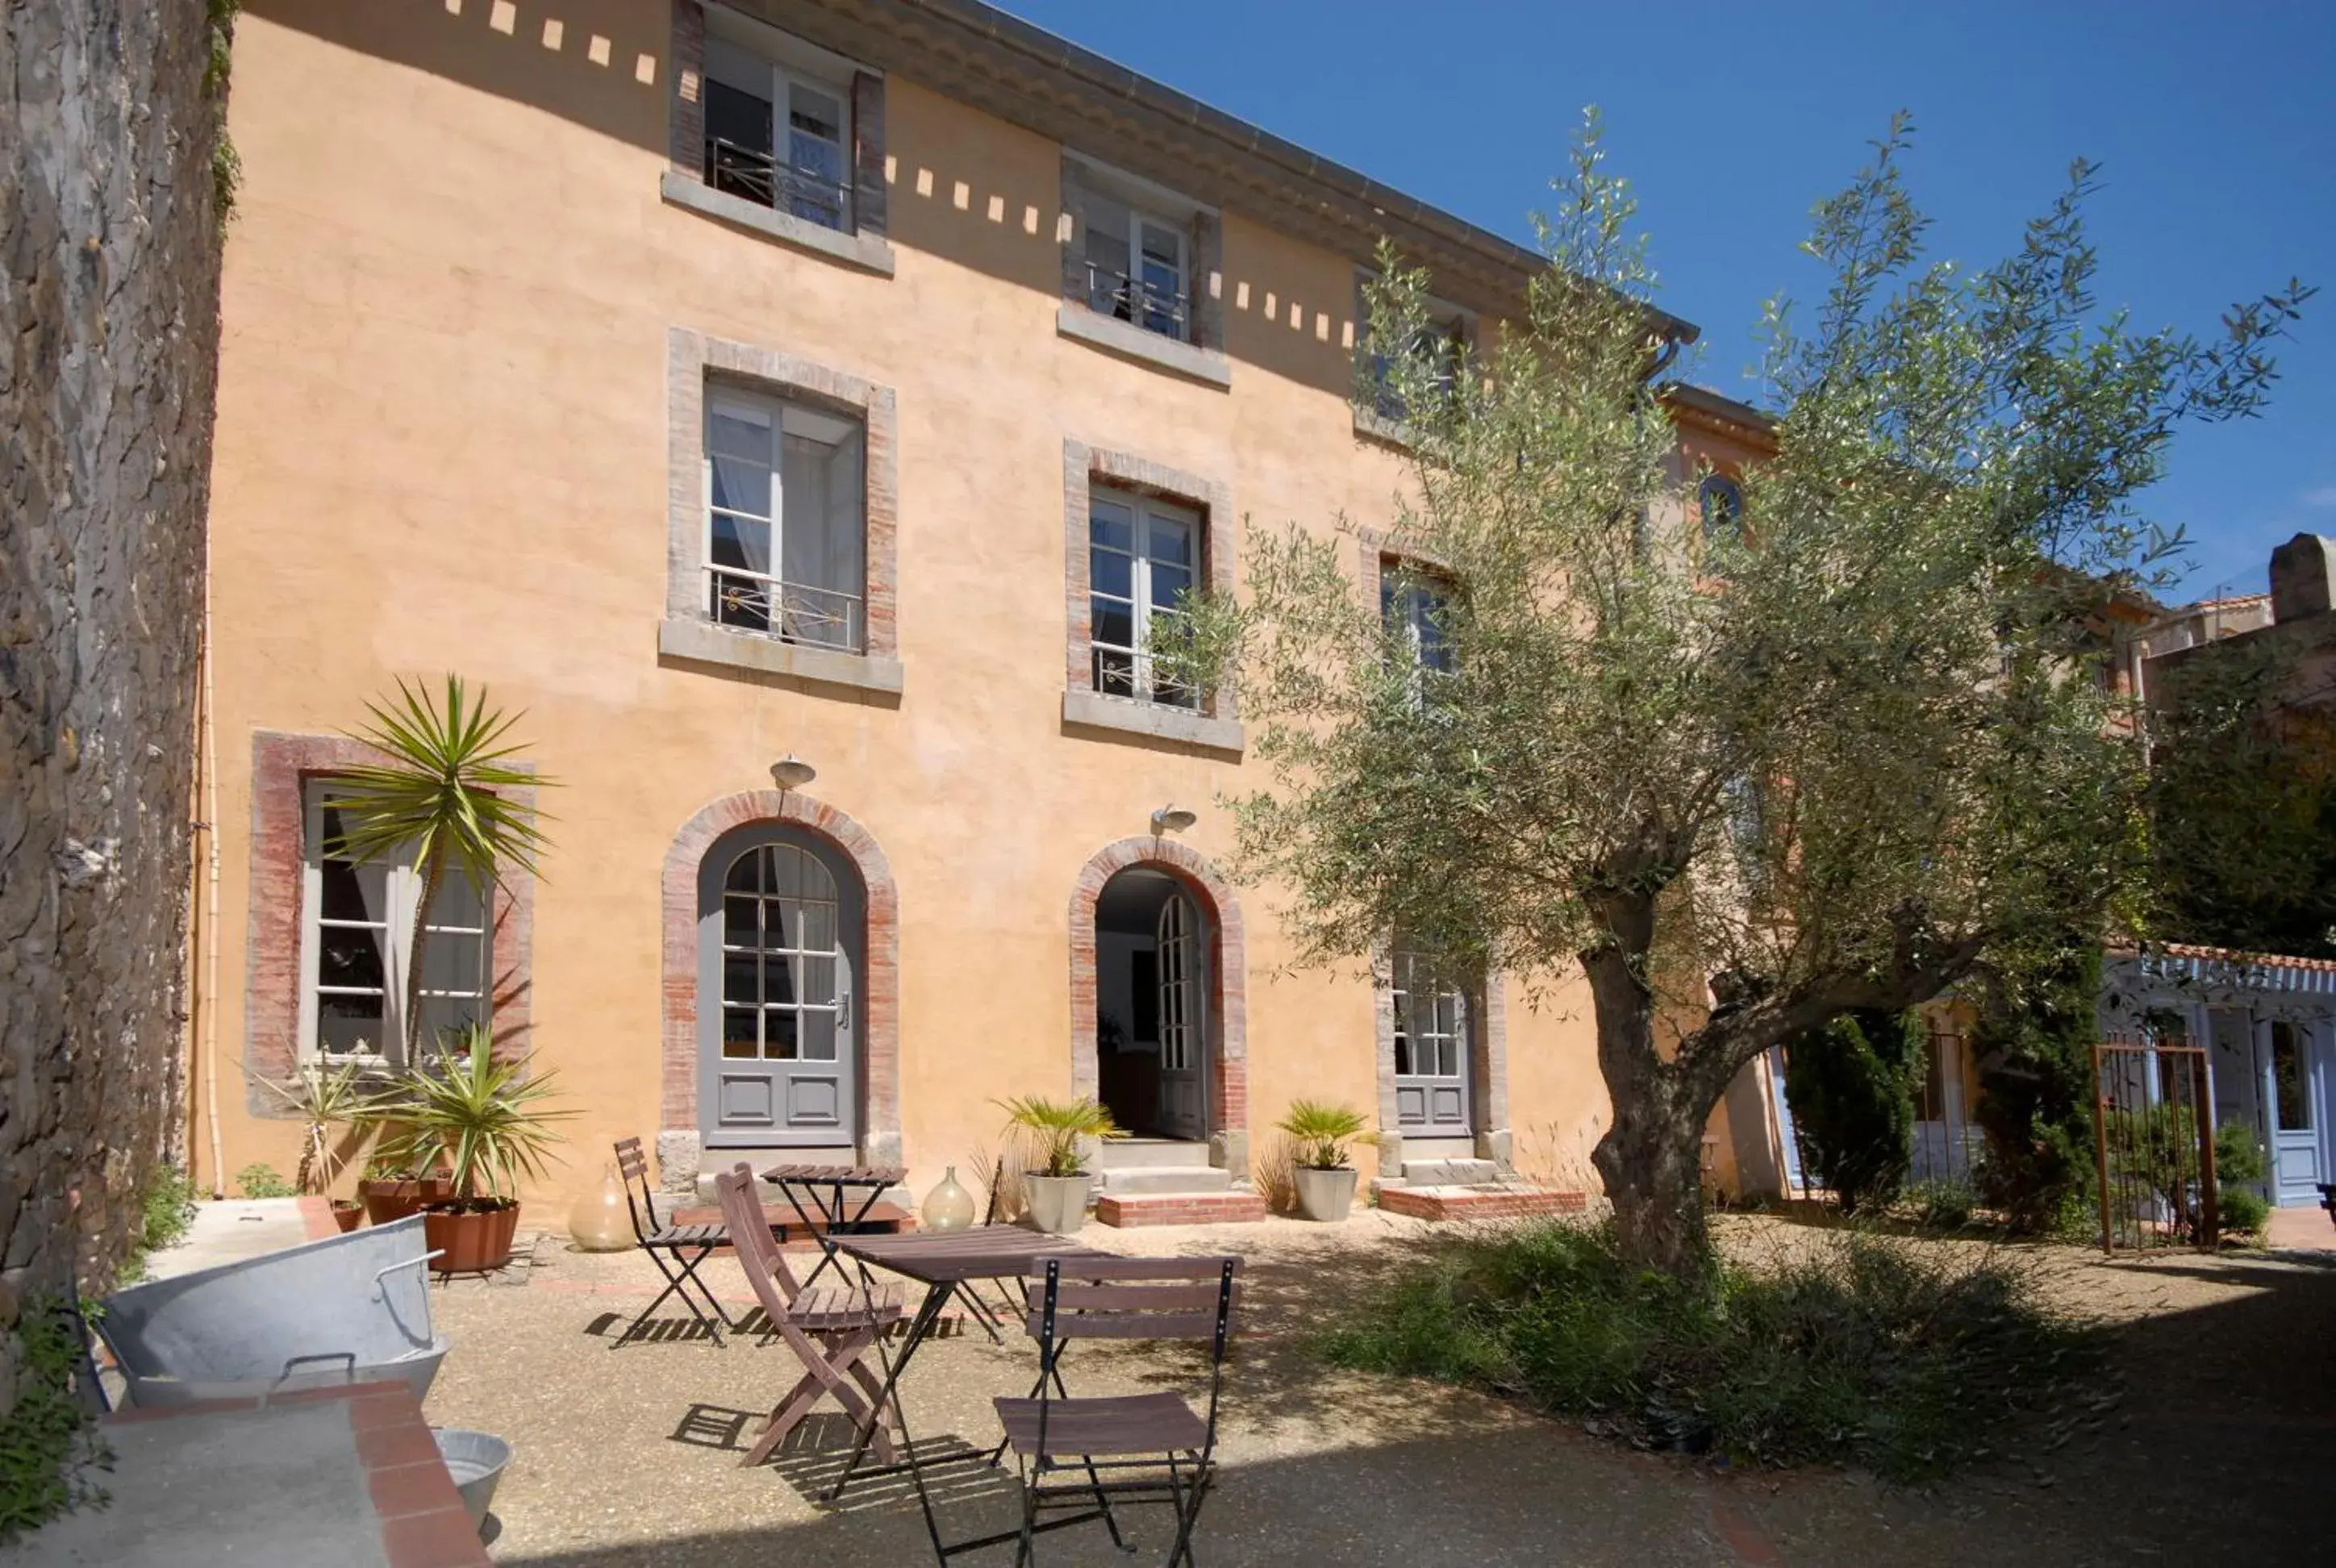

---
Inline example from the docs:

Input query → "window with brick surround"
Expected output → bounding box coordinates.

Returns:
[699,7,861,233]
[1358,275,1472,422]
[298,782,489,1067]
[704,382,867,653]
[1382,559,1456,678]
[1091,485,1203,708]
[1062,157,1216,348]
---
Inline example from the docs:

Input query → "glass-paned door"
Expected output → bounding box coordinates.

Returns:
[1155,892,1207,1141]
[1391,951,1470,1135]
[702,38,850,231]
[2268,1021,2323,1205]
[1091,489,1199,707]
[699,832,859,1146]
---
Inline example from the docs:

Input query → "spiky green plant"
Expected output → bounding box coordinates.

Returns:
[246,1057,383,1195]
[330,674,553,1051]
[375,1026,575,1202]
[995,1095,1123,1179]
[1277,1099,1369,1170]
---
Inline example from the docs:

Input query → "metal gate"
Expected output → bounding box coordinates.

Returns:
[2092,1039,2219,1253]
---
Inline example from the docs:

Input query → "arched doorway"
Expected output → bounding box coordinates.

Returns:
[698,824,862,1148]
[1093,867,1211,1140]
[1070,838,1248,1171]
[660,792,900,1190]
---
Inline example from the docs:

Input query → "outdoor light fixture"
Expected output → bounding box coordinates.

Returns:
[770,754,817,791]
[1151,804,1198,835]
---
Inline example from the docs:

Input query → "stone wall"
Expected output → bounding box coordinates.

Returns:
[1,0,227,1392]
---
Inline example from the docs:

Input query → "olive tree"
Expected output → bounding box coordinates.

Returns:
[1175,115,2306,1280]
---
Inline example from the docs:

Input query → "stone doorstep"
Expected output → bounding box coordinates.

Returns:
[1095,1166,1233,1196]
[1373,1185,1590,1223]
[1394,1157,1500,1186]
[1095,1191,1271,1228]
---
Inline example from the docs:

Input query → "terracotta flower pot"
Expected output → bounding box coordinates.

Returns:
[422,1199,522,1273]
[330,1200,365,1234]
[360,1176,454,1227]
[1023,1174,1091,1236]
[1294,1166,1358,1223]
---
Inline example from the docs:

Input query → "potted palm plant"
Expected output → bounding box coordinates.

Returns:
[1279,1100,1369,1221]
[377,1024,574,1272]
[248,1058,378,1231]
[997,1095,1122,1235]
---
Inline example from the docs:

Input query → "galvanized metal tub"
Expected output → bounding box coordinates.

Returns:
[99,1214,447,1407]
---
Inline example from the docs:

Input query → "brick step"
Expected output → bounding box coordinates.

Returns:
[1374,1186,1588,1223]
[1095,1166,1231,1195]
[1095,1191,1270,1228]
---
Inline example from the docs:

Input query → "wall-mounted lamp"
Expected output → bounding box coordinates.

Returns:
[1150,804,1197,835]
[770,753,817,791]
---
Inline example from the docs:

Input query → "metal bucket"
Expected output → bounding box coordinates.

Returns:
[432,1428,512,1533]
[98,1214,445,1407]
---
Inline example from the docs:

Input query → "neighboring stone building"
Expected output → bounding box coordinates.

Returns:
[198,0,1777,1224]
[2,0,226,1463]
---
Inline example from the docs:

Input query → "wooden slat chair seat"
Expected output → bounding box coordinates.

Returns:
[714,1163,907,1470]
[611,1137,734,1348]
[993,1256,1241,1566]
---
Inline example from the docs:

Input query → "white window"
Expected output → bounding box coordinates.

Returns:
[1358,276,1470,419]
[705,384,867,651]
[1391,951,1466,1080]
[1382,564,1454,677]
[703,23,852,231]
[1080,187,1189,341]
[298,783,490,1066]
[1091,486,1201,707]
[1700,474,1743,543]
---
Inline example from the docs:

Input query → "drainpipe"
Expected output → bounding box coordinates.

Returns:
[198,553,225,1198]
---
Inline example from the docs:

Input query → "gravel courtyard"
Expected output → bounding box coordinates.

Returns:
[417,1211,2336,1566]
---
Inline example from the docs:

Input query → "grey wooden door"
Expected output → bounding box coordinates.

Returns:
[1155,892,1207,1141]
[1392,952,1470,1135]
[2268,1020,2324,1205]
[699,829,859,1148]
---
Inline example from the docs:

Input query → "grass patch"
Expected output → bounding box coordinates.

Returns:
[1316,1218,2100,1482]
[0,1298,111,1541]
[115,1163,202,1286]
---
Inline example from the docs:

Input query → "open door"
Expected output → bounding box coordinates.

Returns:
[1154,891,1207,1141]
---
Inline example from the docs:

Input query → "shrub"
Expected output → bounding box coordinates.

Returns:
[2220,1187,2271,1235]
[1971,945,2100,1235]
[234,1162,296,1199]
[1901,1177,1978,1232]
[1783,1010,1921,1214]
[1317,1218,2100,1482]
[0,1297,110,1541]
[138,1165,199,1257]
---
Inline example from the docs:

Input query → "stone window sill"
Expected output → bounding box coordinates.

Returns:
[1062,687,1243,756]
[659,618,904,697]
[661,172,897,277]
[1056,304,1232,390]
[1353,406,1415,448]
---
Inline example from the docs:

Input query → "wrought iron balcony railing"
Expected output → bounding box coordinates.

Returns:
[1083,261,1189,342]
[706,137,851,232]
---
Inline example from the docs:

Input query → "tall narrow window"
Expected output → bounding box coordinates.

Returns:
[703,34,850,231]
[706,385,866,651]
[1382,565,1454,677]
[1091,486,1201,707]
[298,784,490,1065]
[1080,188,1189,341]
[2273,1022,2313,1131]
[1358,277,1468,419]
[1700,475,1744,544]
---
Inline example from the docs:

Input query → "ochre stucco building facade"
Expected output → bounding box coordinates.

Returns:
[194,0,1764,1220]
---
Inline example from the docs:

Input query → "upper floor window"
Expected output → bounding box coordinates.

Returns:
[1699,474,1744,544]
[1358,279,1470,420]
[1383,567,1455,676]
[706,384,867,653]
[703,24,852,231]
[299,783,488,1067]
[1082,190,1188,341]
[1091,486,1201,707]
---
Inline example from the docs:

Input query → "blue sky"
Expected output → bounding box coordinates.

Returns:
[1000,0,2332,603]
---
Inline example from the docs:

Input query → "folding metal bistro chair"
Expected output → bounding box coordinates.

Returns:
[611,1137,732,1348]
[991,1256,1241,1566]
[712,1163,909,1468]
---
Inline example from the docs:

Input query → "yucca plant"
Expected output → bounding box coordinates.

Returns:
[330,674,553,1054]
[1278,1099,1368,1170]
[246,1057,383,1195]
[995,1095,1123,1178]
[375,1025,576,1203]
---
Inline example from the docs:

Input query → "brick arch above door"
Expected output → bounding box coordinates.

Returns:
[1069,836,1249,1172]
[658,791,899,1187]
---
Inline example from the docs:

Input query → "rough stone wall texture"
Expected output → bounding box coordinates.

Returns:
[0,0,225,1378]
